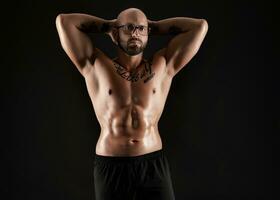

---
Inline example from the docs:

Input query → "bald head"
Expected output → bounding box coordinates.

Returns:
[116,8,148,26]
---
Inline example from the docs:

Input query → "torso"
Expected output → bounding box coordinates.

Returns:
[83,49,174,156]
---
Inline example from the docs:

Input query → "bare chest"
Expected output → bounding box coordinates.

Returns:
[84,57,172,109]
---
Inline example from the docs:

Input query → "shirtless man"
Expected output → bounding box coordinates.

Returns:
[55,7,208,200]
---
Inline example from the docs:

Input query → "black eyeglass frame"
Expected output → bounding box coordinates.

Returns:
[115,24,151,35]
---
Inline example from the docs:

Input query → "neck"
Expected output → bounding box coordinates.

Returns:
[116,50,143,71]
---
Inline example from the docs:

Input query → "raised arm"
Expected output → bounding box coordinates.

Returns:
[148,17,208,77]
[55,13,115,76]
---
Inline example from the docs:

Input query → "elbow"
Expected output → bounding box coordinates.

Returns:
[55,14,63,28]
[56,13,70,27]
[194,19,208,34]
[55,14,65,26]
[199,19,208,31]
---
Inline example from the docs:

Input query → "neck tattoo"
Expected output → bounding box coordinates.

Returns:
[113,59,155,83]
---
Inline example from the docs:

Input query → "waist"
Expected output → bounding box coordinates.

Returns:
[94,149,164,163]
[95,128,162,156]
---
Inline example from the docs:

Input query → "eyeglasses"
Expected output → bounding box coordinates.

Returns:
[116,24,150,36]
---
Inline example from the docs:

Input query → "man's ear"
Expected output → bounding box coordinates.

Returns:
[112,28,118,45]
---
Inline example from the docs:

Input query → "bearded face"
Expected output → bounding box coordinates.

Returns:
[116,27,148,56]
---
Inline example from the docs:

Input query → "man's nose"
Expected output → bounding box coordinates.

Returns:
[131,28,140,36]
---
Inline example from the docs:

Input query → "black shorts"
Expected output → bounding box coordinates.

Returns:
[93,149,175,200]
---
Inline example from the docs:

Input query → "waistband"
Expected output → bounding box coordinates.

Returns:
[94,149,164,164]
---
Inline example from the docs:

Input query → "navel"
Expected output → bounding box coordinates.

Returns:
[108,89,112,95]
[153,88,156,94]
[130,139,139,144]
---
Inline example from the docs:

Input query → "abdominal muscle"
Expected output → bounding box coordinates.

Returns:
[95,105,163,156]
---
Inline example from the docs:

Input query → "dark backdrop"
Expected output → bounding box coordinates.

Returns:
[2,0,273,199]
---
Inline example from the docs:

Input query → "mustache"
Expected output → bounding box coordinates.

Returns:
[128,38,142,43]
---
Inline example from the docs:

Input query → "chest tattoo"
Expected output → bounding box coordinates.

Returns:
[113,61,155,83]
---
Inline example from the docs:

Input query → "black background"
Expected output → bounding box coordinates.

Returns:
[2,0,274,199]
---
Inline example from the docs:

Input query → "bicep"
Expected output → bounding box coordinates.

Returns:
[55,14,98,76]
[165,20,208,76]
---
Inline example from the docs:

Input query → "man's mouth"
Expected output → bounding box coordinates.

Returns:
[129,39,141,43]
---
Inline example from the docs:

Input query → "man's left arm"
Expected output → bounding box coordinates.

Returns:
[148,17,208,77]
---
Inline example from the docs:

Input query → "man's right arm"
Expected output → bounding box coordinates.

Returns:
[55,13,113,76]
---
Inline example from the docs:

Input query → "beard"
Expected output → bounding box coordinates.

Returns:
[117,38,147,56]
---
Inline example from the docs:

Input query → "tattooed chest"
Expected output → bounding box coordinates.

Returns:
[113,61,155,83]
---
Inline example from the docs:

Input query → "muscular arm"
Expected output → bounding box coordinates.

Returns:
[148,17,208,76]
[55,13,114,76]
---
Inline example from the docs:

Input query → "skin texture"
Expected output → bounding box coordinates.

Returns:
[56,8,208,156]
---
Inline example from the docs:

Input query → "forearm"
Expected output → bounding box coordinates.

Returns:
[57,13,114,34]
[148,17,205,35]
